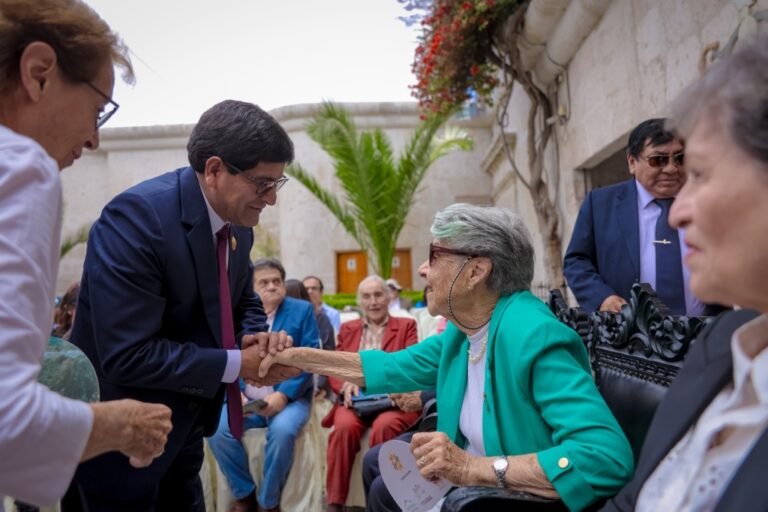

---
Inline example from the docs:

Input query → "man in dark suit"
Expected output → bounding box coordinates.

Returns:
[564,118,708,315]
[70,100,296,511]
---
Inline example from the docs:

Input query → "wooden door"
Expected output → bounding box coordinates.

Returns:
[391,248,412,290]
[336,251,368,294]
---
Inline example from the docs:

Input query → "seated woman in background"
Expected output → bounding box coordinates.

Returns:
[603,34,768,512]
[259,203,634,511]
[322,275,421,512]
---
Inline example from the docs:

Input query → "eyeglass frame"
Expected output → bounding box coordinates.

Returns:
[640,152,684,169]
[428,243,483,265]
[222,160,290,195]
[83,81,119,128]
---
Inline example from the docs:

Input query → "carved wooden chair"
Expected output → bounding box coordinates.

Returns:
[439,283,713,511]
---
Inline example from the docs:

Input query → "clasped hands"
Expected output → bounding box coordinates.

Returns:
[239,331,299,386]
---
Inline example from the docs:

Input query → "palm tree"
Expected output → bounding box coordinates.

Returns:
[60,223,92,258]
[288,102,473,279]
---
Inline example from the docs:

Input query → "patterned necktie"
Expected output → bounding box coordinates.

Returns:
[216,225,243,440]
[654,198,685,315]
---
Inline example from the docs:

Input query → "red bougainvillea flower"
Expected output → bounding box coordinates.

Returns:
[410,0,520,115]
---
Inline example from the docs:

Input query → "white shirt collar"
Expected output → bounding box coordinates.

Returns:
[635,179,660,210]
[197,179,227,238]
[731,313,768,405]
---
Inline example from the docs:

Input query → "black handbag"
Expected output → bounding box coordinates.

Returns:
[350,393,395,418]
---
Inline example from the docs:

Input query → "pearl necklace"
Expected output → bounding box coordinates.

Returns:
[467,332,488,364]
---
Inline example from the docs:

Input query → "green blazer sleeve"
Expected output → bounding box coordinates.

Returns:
[529,335,634,510]
[359,333,444,393]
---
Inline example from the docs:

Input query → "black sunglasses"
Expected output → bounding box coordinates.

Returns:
[641,152,684,168]
[428,243,479,264]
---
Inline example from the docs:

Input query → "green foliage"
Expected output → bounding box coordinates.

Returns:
[323,293,359,310]
[60,223,92,258]
[412,0,520,115]
[401,289,425,305]
[250,225,280,260]
[288,102,473,278]
[324,289,425,310]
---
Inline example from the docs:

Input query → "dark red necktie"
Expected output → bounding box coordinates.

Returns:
[216,225,243,440]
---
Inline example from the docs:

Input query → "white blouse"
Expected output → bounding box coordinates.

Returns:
[0,124,93,507]
[459,322,490,457]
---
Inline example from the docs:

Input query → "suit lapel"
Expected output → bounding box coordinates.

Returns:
[180,167,222,346]
[715,428,768,511]
[271,300,286,332]
[381,318,399,352]
[227,228,240,304]
[633,330,734,484]
[616,180,641,278]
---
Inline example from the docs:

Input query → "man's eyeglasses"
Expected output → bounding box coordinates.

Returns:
[223,161,289,195]
[84,82,119,128]
[428,243,479,265]
[641,152,684,168]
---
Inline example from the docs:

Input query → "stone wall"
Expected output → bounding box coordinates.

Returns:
[490,0,759,286]
[57,103,493,294]
[57,0,764,295]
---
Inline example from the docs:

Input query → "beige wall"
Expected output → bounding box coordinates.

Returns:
[57,0,763,295]
[490,0,759,285]
[58,103,493,294]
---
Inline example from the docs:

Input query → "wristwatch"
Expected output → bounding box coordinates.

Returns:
[492,457,509,489]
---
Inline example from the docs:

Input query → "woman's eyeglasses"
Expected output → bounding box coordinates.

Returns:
[641,152,684,168]
[428,243,479,264]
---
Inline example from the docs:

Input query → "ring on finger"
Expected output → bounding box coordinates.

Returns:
[417,457,426,468]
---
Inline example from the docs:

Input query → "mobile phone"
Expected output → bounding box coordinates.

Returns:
[243,399,268,414]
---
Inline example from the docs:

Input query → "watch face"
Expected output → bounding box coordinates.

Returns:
[493,458,508,471]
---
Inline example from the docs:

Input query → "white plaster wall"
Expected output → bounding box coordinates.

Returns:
[57,103,493,294]
[491,0,757,286]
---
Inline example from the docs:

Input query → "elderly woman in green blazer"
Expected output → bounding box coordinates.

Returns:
[258,203,633,511]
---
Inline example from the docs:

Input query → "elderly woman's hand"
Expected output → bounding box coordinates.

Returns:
[410,431,474,486]
[341,382,360,408]
[390,391,422,412]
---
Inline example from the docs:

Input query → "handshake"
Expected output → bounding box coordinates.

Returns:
[238,331,300,386]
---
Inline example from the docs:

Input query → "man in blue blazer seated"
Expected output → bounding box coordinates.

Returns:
[208,258,320,512]
[564,118,718,316]
[70,100,299,511]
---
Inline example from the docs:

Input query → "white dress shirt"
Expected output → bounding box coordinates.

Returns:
[198,182,242,384]
[636,181,704,315]
[637,313,768,511]
[0,125,93,506]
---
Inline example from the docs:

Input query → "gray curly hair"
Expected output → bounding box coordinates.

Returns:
[430,203,534,295]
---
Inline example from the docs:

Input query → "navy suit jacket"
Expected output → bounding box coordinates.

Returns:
[564,179,724,315]
[564,179,642,312]
[263,296,319,401]
[71,166,267,447]
[603,309,767,511]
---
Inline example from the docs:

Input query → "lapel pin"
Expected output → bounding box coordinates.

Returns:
[230,234,237,251]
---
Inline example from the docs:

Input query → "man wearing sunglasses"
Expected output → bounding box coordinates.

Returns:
[69,100,299,511]
[564,118,719,316]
